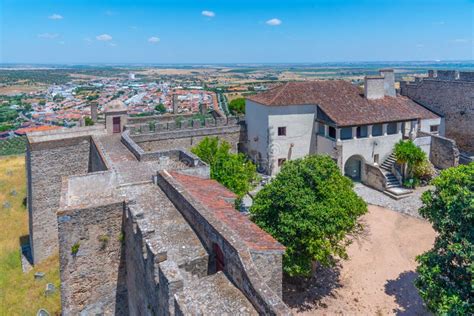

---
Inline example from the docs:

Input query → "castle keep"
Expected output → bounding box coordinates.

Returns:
[26,106,290,315]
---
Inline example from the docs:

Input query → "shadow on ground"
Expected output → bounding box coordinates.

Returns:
[385,270,430,316]
[283,263,342,312]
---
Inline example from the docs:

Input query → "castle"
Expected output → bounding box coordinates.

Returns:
[26,103,290,315]
[25,69,471,314]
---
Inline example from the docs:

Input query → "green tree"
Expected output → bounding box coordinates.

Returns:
[84,117,94,126]
[191,137,257,197]
[394,140,426,180]
[415,163,473,315]
[228,98,245,114]
[155,103,167,114]
[250,155,367,277]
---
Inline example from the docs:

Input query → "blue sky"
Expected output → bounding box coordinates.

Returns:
[0,0,473,63]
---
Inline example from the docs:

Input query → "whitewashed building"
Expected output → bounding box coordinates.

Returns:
[245,69,443,196]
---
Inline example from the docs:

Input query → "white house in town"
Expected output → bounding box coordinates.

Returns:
[245,69,443,196]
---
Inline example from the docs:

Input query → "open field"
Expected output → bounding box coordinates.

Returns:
[0,84,47,95]
[0,156,60,315]
[285,205,435,315]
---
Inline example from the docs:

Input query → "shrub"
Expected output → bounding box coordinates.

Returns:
[228,98,245,114]
[413,159,435,182]
[250,155,367,277]
[84,117,94,126]
[415,163,473,315]
[394,140,427,180]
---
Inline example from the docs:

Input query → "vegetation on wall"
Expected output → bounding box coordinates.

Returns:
[191,137,257,198]
[415,163,473,315]
[250,155,367,277]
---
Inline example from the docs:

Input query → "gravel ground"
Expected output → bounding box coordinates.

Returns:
[285,205,436,315]
[353,183,433,218]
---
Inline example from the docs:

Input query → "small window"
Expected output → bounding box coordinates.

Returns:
[278,158,286,167]
[430,125,439,133]
[357,126,368,138]
[278,127,286,136]
[387,122,397,135]
[374,154,379,164]
[372,124,383,136]
[318,123,325,136]
[340,127,352,140]
[328,126,336,139]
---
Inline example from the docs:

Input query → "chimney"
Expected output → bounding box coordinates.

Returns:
[90,102,98,123]
[379,69,396,97]
[364,76,385,100]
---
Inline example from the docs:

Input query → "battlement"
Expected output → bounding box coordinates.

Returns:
[127,115,244,135]
[428,69,474,82]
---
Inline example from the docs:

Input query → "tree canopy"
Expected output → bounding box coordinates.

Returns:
[228,98,245,115]
[394,139,426,181]
[191,137,257,197]
[415,163,473,315]
[250,155,367,277]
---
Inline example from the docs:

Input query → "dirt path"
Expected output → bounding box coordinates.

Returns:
[284,205,436,315]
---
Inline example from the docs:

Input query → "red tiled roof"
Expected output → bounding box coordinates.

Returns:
[168,171,285,252]
[247,80,438,126]
[15,125,61,136]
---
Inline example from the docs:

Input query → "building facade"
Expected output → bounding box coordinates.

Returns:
[246,69,445,196]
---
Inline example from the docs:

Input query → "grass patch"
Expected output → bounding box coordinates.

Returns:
[0,156,60,315]
[0,137,27,156]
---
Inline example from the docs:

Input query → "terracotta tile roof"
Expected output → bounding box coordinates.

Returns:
[15,125,61,136]
[168,171,285,252]
[247,80,438,126]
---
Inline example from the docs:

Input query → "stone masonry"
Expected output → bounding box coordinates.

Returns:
[401,70,474,153]
[26,111,290,315]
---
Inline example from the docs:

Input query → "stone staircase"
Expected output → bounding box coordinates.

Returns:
[379,153,412,199]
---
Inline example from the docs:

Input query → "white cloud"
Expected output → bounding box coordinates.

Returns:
[416,44,424,48]
[96,34,113,41]
[148,36,160,43]
[452,38,470,43]
[109,42,117,47]
[202,10,215,18]
[38,33,59,39]
[266,18,282,26]
[48,14,63,20]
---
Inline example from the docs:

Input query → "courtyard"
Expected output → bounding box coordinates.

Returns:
[284,204,436,315]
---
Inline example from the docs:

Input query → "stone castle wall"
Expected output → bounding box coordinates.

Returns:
[57,200,127,315]
[27,136,92,264]
[157,171,289,314]
[401,70,474,153]
[128,116,246,153]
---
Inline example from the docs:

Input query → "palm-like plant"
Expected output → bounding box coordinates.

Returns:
[394,140,426,181]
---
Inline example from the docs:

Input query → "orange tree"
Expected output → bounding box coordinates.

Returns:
[250,155,367,277]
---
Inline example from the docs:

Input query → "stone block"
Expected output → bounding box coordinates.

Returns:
[45,283,56,296]
[227,116,239,125]
[180,120,189,129]
[216,117,227,126]
[34,272,45,280]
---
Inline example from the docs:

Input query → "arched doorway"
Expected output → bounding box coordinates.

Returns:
[344,155,365,181]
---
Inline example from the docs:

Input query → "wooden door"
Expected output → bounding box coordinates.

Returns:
[213,243,225,272]
[112,117,121,133]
